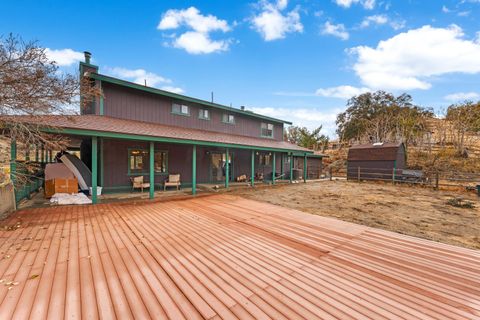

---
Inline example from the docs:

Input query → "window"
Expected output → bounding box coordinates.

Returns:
[261,122,274,138]
[129,149,148,173]
[259,153,271,166]
[199,109,210,120]
[172,103,190,115]
[128,149,168,175]
[154,151,167,173]
[222,113,235,124]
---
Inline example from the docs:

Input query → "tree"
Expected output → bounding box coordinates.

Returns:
[0,34,100,184]
[285,125,329,151]
[336,91,432,146]
[445,101,480,156]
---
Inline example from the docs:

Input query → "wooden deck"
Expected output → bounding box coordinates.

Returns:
[1,195,479,319]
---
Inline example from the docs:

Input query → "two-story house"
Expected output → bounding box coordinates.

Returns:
[13,52,323,203]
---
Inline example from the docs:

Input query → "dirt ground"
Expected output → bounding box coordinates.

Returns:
[230,180,480,250]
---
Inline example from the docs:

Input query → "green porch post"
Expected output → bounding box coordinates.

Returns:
[289,154,293,183]
[35,146,39,162]
[192,145,197,195]
[251,150,255,187]
[272,152,276,185]
[91,137,98,204]
[10,139,17,187]
[280,154,284,179]
[41,146,44,163]
[100,138,104,187]
[49,150,52,163]
[225,148,229,189]
[303,154,307,183]
[149,141,154,199]
[45,148,49,163]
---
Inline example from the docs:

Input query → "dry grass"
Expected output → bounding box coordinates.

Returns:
[230,180,480,250]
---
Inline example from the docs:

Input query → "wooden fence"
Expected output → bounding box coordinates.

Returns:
[329,166,480,192]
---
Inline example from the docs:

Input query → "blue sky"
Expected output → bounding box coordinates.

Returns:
[2,0,480,136]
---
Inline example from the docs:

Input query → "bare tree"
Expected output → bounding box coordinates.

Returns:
[0,34,100,184]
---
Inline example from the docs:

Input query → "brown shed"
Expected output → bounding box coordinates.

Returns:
[347,142,406,181]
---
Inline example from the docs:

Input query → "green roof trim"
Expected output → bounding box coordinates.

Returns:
[42,127,313,154]
[90,73,293,125]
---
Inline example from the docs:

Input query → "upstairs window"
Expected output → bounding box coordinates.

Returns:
[222,113,235,124]
[261,123,274,138]
[172,103,190,116]
[199,109,210,120]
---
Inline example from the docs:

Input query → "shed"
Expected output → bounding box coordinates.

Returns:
[347,142,406,181]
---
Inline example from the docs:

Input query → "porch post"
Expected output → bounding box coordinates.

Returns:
[280,154,284,178]
[41,146,45,163]
[35,146,39,162]
[45,148,49,163]
[192,145,197,195]
[49,150,52,162]
[251,150,255,187]
[303,153,307,183]
[25,145,30,161]
[289,154,293,183]
[272,152,276,185]
[10,139,17,187]
[91,137,98,204]
[149,141,154,199]
[225,148,229,189]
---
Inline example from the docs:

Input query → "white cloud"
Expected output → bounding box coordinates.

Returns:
[160,86,185,94]
[350,25,480,90]
[157,7,231,54]
[45,48,84,66]
[173,31,230,54]
[360,14,388,28]
[321,22,349,40]
[250,106,339,134]
[316,85,370,99]
[251,0,303,41]
[105,67,184,93]
[444,92,479,101]
[359,15,405,30]
[334,0,376,10]
[442,5,451,13]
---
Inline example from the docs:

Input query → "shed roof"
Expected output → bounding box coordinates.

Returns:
[348,142,404,161]
[12,115,311,153]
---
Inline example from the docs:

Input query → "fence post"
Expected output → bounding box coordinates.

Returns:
[392,168,396,184]
[435,171,439,190]
[357,167,361,182]
[329,167,333,181]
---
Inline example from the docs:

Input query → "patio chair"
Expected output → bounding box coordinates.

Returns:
[164,174,181,191]
[130,176,150,192]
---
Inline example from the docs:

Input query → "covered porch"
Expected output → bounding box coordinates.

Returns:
[10,115,324,204]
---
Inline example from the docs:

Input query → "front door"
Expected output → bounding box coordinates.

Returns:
[209,152,233,183]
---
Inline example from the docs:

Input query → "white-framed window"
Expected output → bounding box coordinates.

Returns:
[199,109,210,120]
[222,113,235,124]
[261,122,274,138]
[172,103,190,115]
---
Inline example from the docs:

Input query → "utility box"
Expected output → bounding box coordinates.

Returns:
[45,178,78,198]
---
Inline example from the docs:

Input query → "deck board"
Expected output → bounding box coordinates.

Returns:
[0,194,479,319]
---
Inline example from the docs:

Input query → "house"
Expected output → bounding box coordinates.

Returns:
[10,52,325,203]
[347,142,406,181]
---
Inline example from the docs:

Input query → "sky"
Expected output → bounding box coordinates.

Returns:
[2,0,480,137]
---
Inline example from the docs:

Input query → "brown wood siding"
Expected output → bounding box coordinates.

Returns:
[102,82,284,141]
[102,140,294,189]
